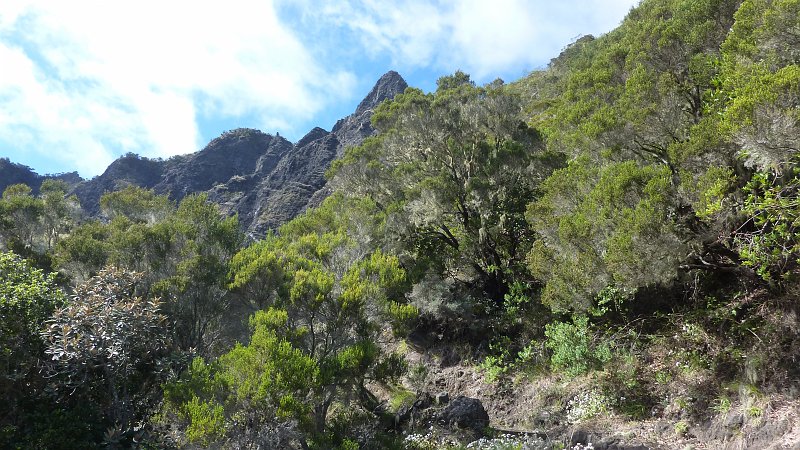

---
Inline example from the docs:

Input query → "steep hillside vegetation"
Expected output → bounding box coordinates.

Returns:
[1,0,799,448]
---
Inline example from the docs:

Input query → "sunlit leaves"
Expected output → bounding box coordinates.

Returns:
[528,157,684,311]
[41,267,172,430]
[0,251,66,405]
[333,72,554,306]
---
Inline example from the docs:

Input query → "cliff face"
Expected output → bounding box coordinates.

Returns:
[215,71,409,234]
[64,71,407,234]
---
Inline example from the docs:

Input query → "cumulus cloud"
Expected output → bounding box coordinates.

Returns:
[0,0,356,176]
[281,0,638,79]
[0,0,638,177]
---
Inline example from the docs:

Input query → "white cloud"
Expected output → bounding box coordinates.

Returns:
[0,0,356,176]
[0,0,639,177]
[283,0,638,79]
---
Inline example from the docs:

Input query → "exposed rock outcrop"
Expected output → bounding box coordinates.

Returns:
[438,396,490,430]
[63,71,407,234]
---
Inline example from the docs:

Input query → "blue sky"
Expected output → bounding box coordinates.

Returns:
[0,0,639,178]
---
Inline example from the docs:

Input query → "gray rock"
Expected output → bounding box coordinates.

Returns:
[395,393,433,429]
[61,71,408,235]
[437,395,490,430]
[743,417,793,449]
[570,429,651,450]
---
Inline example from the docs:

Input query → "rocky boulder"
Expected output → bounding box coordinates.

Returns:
[438,396,490,430]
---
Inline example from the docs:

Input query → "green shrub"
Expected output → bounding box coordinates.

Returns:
[545,316,611,376]
[674,420,689,436]
[184,396,225,446]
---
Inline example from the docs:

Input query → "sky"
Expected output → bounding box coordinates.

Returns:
[0,0,640,178]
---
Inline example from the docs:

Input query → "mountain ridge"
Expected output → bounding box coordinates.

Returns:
[1,71,408,236]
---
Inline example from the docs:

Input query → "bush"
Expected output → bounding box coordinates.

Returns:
[545,316,611,376]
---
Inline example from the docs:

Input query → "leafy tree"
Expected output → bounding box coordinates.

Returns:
[42,267,174,438]
[39,179,80,250]
[54,189,242,355]
[0,251,66,434]
[718,0,800,169]
[331,72,559,309]
[100,185,174,223]
[0,181,79,256]
[527,157,686,311]
[0,184,43,252]
[151,194,243,354]
[162,312,318,448]
[522,0,751,312]
[163,219,414,447]
[52,220,111,282]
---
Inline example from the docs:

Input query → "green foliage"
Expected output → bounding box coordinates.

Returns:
[151,193,243,353]
[99,185,173,223]
[332,74,560,310]
[184,396,225,446]
[685,166,737,220]
[528,157,684,311]
[674,420,689,436]
[716,0,800,169]
[161,310,318,447]
[0,251,65,359]
[479,337,514,383]
[735,170,800,281]
[0,184,43,251]
[54,191,242,354]
[163,212,416,446]
[52,220,110,281]
[0,181,78,255]
[388,386,416,413]
[42,267,174,433]
[544,316,612,377]
[0,251,67,441]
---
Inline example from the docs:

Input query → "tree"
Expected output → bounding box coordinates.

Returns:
[0,251,66,432]
[163,219,414,447]
[527,157,686,311]
[331,72,559,309]
[39,179,80,250]
[52,220,111,282]
[54,189,243,355]
[0,181,80,255]
[0,184,43,252]
[522,0,752,312]
[99,185,173,224]
[151,193,243,354]
[718,0,800,169]
[42,267,174,438]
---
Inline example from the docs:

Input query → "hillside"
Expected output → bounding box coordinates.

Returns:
[1,0,799,449]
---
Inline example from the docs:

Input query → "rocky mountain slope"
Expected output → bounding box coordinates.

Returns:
[0,158,82,194]
[1,71,407,236]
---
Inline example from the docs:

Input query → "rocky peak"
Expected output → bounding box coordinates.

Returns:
[331,71,408,154]
[354,70,408,116]
[10,71,408,235]
[295,127,330,149]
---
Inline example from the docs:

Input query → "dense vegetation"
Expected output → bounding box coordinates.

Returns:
[1,0,799,447]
